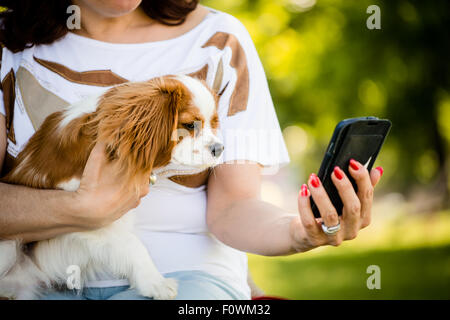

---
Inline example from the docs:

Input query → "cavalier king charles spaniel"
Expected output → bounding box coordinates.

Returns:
[0,75,223,299]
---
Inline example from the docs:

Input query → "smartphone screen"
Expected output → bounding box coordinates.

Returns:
[311,117,391,218]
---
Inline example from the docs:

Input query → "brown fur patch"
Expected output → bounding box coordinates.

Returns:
[210,113,219,130]
[1,76,192,193]
[177,105,204,138]
[2,111,90,188]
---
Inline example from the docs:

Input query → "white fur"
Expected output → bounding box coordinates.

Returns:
[56,178,80,192]
[0,241,17,278]
[175,75,216,121]
[59,94,101,129]
[0,76,221,300]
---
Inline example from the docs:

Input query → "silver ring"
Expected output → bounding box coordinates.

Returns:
[321,221,341,235]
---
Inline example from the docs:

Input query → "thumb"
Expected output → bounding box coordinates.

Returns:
[81,142,107,183]
[370,166,384,187]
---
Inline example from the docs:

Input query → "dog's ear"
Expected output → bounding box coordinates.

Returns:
[149,76,184,168]
[93,77,185,185]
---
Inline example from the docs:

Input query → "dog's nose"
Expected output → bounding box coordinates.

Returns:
[209,143,224,158]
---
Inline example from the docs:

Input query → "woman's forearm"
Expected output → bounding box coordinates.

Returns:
[208,198,297,256]
[0,182,84,243]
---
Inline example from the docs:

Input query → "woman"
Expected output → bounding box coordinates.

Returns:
[0,0,382,300]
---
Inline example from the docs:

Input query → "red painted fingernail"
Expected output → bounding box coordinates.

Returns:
[333,166,343,180]
[309,173,321,188]
[349,159,360,171]
[376,166,384,177]
[300,184,309,197]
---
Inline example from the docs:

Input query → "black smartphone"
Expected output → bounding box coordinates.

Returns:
[311,116,392,218]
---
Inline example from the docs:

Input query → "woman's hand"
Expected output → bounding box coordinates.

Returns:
[290,159,383,252]
[71,142,150,229]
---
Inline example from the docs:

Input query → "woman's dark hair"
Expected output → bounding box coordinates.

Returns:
[0,0,199,52]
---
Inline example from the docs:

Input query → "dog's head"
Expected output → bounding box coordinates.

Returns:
[93,75,223,185]
[170,74,223,169]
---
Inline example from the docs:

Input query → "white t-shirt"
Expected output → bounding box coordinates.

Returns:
[0,8,289,298]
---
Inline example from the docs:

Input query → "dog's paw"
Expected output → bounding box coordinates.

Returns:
[137,277,178,300]
[152,277,178,300]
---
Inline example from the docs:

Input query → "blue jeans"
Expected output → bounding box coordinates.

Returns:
[40,270,248,300]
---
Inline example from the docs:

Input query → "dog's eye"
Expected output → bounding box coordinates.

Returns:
[183,123,196,130]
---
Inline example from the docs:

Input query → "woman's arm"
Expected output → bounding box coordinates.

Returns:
[206,161,382,256]
[0,183,84,242]
[206,162,295,256]
[0,115,148,243]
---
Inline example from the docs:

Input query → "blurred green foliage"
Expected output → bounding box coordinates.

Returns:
[204,0,450,207]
